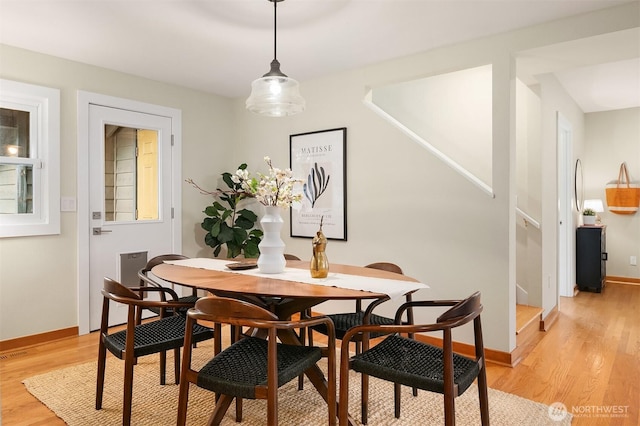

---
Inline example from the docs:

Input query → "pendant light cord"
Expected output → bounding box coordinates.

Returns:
[273,0,278,61]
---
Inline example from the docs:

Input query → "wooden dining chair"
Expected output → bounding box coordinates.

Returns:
[305,262,416,415]
[96,277,214,426]
[137,254,203,365]
[177,296,337,426]
[308,262,414,353]
[137,254,200,317]
[338,291,489,426]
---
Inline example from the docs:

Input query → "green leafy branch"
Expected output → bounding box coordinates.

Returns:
[186,164,263,258]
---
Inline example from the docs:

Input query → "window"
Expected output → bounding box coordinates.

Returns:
[0,79,60,237]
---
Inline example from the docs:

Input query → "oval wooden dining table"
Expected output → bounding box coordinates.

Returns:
[152,259,421,316]
[152,258,426,426]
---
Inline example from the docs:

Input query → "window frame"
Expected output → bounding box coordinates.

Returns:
[0,79,60,238]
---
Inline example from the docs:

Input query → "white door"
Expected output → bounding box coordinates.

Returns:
[88,105,174,330]
[557,113,574,298]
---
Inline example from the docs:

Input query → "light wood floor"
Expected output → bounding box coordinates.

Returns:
[1,282,638,425]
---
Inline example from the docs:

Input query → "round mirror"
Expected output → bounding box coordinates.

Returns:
[574,158,584,212]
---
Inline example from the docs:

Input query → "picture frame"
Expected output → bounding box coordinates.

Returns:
[290,127,347,240]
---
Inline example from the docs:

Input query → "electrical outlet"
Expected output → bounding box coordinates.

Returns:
[631,256,638,266]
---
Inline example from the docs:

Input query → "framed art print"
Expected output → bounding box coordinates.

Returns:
[290,127,347,240]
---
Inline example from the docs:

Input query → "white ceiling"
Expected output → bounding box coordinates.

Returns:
[1,0,638,112]
[555,58,639,113]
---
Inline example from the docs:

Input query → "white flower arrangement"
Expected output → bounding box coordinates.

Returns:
[233,156,303,208]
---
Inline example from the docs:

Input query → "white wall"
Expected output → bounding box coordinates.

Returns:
[0,45,233,341]
[584,108,640,279]
[537,73,586,314]
[371,65,494,189]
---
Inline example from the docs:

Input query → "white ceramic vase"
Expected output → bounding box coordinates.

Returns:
[583,215,596,225]
[257,205,286,274]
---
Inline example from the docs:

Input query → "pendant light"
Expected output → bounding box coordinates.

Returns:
[246,0,305,117]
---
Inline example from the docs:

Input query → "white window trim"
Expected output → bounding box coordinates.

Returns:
[0,79,60,238]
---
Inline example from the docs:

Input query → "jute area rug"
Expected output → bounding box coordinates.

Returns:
[23,340,571,425]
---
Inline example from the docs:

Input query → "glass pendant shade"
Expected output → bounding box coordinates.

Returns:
[245,0,305,117]
[246,60,305,117]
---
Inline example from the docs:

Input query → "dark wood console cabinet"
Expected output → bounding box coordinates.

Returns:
[576,225,607,293]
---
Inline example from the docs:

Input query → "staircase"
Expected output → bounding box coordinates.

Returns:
[515,304,543,361]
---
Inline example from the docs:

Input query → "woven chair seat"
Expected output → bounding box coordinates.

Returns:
[313,311,397,339]
[197,336,322,399]
[350,334,480,395]
[104,315,213,359]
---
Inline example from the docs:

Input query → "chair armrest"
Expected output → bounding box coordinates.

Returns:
[342,322,446,346]
[361,296,391,324]
[135,272,170,303]
[236,315,335,335]
[343,298,475,341]
[342,307,478,347]
[128,285,181,301]
[288,315,336,340]
[188,310,336,342]
[138,271,163,288]
[135,298,197,310]
[393,299,463,323]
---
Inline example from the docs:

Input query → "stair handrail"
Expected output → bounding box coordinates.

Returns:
[516,207,540,229]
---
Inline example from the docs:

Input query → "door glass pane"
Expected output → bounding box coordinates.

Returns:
[104,125,158,222]
[0,108,30,158]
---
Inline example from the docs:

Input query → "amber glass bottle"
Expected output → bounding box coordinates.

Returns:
[310,220,329,278]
